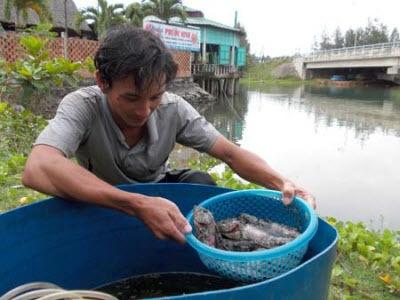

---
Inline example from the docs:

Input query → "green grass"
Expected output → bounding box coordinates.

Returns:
[241,58,319,87]
[242,58,303,83]
[0,103,47,211]
[244,58,291,81]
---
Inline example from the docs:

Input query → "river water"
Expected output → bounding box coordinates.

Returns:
[193,84,400,230]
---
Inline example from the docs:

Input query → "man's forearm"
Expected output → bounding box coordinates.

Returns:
[226,148,287,190]
[23,146,194,243]
[209,136,316,208]
[208,136,287,190]
[22,146,141,215]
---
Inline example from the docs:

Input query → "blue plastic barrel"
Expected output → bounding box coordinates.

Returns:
[0,184,338,299]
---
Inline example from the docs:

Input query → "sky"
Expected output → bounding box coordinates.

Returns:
[76,0,400,57]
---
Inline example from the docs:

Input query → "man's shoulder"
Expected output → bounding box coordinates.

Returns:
[160,92,195,113]
[55,86,103,120]
[59,85,102,111]
[161,92,185,106]
[66,85,102,102]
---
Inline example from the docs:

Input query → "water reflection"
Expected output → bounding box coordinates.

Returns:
[193,84,400,229]
[199,87,250,143]
[302,85,400,140]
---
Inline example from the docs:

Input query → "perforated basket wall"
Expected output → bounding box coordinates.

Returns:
[198,245,308,282]
[186,189,318,283]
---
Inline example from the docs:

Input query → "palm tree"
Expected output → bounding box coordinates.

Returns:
[75,0,125,39]
[141,0,187,24]
[124,2,144,27]
[4,0,53,29]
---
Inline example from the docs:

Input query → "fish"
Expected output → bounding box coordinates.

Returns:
[239,213,300,239]
[193,206,218,247]
[193,206,300,252]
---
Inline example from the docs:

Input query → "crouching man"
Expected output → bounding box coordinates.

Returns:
[23,26,315,244]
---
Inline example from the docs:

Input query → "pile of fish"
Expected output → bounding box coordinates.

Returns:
[193,206,300,252]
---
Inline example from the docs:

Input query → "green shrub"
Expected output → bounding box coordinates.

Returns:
[1,23,90,105]
[0,103,47,211]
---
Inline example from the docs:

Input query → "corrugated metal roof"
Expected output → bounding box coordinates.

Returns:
[183,6,201,13]
[185,17,240,32]
[0,0,91,32]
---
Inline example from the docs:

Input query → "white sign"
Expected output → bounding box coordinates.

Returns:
[143,21,200,52]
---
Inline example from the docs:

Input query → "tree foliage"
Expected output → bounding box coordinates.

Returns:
[141,0,187,24]
[333,27,344,49]
[75,0,191,37]
[124,2,145,27]
[1,23,86,105]
[75,0,125,39]
[390,28,400,43]
[315,19,398,51]
[4,0,52,28]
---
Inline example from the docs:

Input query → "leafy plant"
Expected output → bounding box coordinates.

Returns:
[0,59,9,97]
[0,103,47,211]
[328,217,400,298]
[1,23,86,105]
[0,102,47,156]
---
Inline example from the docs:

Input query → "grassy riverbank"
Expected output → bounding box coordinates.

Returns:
[0,103,399,298]
[242,59,400,91]
[241,57,304,85]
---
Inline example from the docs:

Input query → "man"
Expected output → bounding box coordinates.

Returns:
[22,26,316,245]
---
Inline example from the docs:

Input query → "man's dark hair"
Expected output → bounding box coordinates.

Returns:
[94,26,178,91]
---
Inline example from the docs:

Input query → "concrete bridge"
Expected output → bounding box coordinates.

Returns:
[294,42,400,84]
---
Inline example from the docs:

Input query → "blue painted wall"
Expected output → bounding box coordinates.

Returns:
[219,45,230,65]
[200,27,240,47]
[236,47,246,66]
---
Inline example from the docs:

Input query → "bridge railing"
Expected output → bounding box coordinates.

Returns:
[304,42,400,62]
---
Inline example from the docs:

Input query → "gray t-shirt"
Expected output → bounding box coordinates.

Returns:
[34,86,220,185]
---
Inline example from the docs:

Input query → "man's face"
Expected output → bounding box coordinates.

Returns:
[100,74,165,128]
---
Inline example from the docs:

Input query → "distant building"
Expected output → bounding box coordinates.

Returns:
[0,0,93,38]
[183,7,247,68]
[144,7,248,95]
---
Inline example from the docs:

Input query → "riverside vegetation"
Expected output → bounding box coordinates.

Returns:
[0,27,399,300]
[241,57,304,86]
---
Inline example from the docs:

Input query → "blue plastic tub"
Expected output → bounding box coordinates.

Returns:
[0,184,338,299]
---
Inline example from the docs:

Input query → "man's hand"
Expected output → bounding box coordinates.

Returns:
[281,181,317,209]
[132,195,192,244]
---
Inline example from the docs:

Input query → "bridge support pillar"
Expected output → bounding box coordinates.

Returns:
[293,58,306,80]
[305,69,314,80]
[387,66,399,75]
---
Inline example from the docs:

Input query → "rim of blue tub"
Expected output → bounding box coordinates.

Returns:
[176,219,338,300]
[185,189,319,261]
